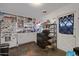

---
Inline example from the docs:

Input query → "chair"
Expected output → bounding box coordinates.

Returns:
[37,30,51,49]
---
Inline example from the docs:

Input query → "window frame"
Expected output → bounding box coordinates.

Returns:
[59,13,74,34]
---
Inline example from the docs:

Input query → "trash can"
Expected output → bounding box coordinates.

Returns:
[73,47,79,56]
[0,43,9,56]
[66,51,76,56]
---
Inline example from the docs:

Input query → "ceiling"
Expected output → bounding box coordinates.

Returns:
[0,3,69,19]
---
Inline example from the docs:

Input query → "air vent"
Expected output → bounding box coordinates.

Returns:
[42,10,47,13]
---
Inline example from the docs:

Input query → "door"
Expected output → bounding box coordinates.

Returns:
[57,13,76,51]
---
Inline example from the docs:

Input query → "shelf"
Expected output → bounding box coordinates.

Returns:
[48,23,57,49]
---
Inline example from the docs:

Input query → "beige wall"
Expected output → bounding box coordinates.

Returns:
[42,4,79,51]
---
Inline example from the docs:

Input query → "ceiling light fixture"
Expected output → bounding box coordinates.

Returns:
[31,3,42,6]
[32,0,41,5]
[30,0,42,6]
[32,3,41,5]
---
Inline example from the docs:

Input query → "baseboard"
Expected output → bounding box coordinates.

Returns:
[19,41,35,46]
[10,41,35,49]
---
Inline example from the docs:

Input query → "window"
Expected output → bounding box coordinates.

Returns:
[59,14,74,34]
